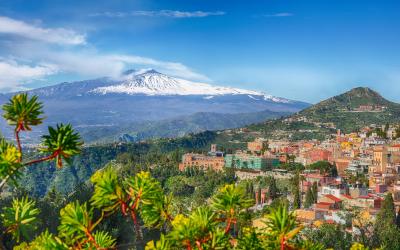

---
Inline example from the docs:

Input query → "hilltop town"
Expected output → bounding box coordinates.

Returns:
[179,122,400,232]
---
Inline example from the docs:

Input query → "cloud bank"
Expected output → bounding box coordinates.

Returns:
[0,16,209,91]
[0,59,58,91]
[0,16,86,45]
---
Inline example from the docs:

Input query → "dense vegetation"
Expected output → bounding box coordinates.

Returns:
[2,93,400,249]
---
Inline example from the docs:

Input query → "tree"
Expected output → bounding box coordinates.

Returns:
[291,172,301,209]
[304,188,313,208]
[396,208,400,228]
[0,94,82,247]
[384,122,389,133]
[0,94,348,249]
[311,182,318,204]
[304,223,352,250]
[268,177,278,200]
[375,193,396,247]
[263,204,303,249]
[308,161,337,177]
[1,197,39,243]
[293,187,301,209]
[394,125,400,139]
[0,94,83,191]
[376,193,395,227]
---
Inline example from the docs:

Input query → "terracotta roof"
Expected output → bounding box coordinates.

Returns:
[324,194,342,202]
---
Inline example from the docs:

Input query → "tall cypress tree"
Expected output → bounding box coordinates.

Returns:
[311,182,318,204]
[378,193,395,223]
[291,171,301,209]
[396,208,400,228]
[268,177,278,200]
[304,188,313,208]
[293,187,301,209]
[375,193,396,246]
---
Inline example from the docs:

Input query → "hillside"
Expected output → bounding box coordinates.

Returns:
[81,109,290,143]
[297,87,400,132]
[230,87,400,141]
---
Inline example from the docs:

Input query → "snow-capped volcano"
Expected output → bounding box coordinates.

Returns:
[90,69,291,103]
[0,69,310,144]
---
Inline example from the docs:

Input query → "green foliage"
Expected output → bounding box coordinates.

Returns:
[304,188,313,209]
[165,175,194,196]
[145,234,170,250]
[1,197,39,242]
[211,184,253,232]
[236,229,263,250]
[90,167,125,213]
[280,162,305,172]
[308,161,337,176]
[14,230,68,250]
[91,230,116,249]
[267,177,278,200]
[58,201,94,245]
[40,124,83,168]
[303,223,353,250]
[2,93,44,131]
[375,193,398,248]
[350,243,370,250]
[311,182,318,204]
[0,94,83,194]
[0,138,22,182]
[291,172,302,209]
[263,204,303,249]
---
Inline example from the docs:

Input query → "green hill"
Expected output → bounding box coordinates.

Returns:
[237,87,400,141]
[296,87,400,132]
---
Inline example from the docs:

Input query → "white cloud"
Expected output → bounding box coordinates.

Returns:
[0,59,58,91]
[4,46,210,87]
[110,55,210,81]
[0,16,210,90]
[91,10,225,18]
[264,12,293,17]
[0,16,86,45]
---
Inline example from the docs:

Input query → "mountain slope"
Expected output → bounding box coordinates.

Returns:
[81,109,290,143]
[0,69,309,143]
[235,87,400,141]
[296,87,400,131]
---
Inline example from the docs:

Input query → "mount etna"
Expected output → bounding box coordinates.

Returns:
[0,69,309,143]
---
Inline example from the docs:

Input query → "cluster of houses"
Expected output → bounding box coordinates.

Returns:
[178,124,400,230]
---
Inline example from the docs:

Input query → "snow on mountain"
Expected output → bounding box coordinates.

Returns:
[90,69,292,103]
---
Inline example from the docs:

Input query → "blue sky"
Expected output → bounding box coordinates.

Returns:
[0,0,399,103]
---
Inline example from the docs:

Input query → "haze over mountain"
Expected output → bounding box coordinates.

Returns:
[0,69,309,143]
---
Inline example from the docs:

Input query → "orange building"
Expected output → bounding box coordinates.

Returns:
[178,153,225,171]
[305,149,332,164]
[334,158,351,176]
[247,138,268,152]
[373,146,388,173]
